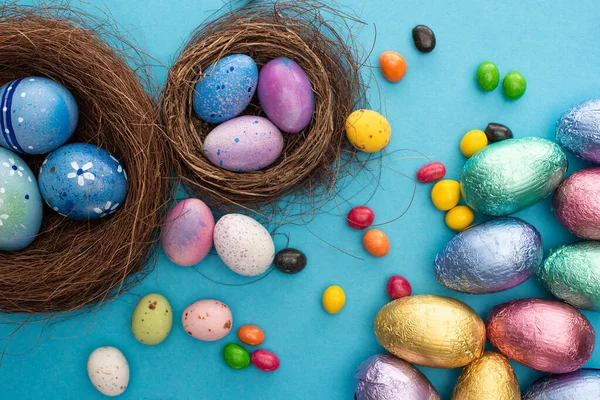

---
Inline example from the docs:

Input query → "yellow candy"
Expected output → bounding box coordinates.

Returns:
[345,109,391,153]
[431,180,461,211]
[446,205,474,231]
[460,130,488,157]
[322,285,346,314]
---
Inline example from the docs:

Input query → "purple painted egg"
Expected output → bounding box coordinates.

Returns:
[257,57,314,133]
[203,116,284,172]
[160,198,214,266]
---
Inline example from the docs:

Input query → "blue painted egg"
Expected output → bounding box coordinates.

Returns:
[38,143,128,220]
[0,77,78,154]
[0,147,43,250]
[193,54,258,124]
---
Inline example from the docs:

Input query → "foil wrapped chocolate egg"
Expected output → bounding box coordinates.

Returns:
[553,168,600,239]
[355,354,440,400]
[486,298,595,373]
[556,98,600,164]
[538,241,600,310]
[523,369,600,399]
[435,217,543,294]
[460,137,568,216]
[374,295,485,368]
[451,351,520,400]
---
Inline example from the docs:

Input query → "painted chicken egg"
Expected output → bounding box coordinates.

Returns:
[87,346,129,397]
[556,98,600,164]
[182,299,232,341]
[523,369,600,399]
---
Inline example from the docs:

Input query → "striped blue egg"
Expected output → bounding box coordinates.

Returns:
[0,77,78,154]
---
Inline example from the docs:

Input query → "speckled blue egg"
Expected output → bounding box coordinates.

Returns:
[0,147,43,250]
[0,77,78,155]
[193,54,258,124]
[38,143,128,220]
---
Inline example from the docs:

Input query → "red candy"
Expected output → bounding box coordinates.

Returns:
[251,349,280,372]
[347,206,375,230]
[416,162,446,183]
[386,275,412,299]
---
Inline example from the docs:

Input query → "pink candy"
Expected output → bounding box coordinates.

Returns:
[347,206,375,230]
[386,275,412,300]
[251,349,280,372]
[416,162,446,183]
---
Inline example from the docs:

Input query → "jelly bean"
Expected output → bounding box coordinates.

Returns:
[223,343,251,370]
[251,349,280,372]
[476,61,499,91]
[363,229,390,257]
[274,248,306,274]
[431,180,461,211]
[485,122,513,143]
[379,51,407,83]
[387,275,412,300]
[322,285,346,314]
[460,129,488,157]
[237,325,265,346]
[445,205,474,231]
[503,71,526,100]
[347,206,375,230]
[412,25,436,53]
[416,162,446,183]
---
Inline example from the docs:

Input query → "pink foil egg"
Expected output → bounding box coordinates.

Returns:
[160,198,215,266]
[182,299,233,341]
[486,298,595,373]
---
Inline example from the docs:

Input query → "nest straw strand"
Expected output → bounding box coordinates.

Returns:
[0,5,169,314]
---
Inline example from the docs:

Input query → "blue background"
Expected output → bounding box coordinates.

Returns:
[2,0,600,398]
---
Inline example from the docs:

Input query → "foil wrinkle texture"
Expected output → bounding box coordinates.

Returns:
[556,98,600,164]
[523,369,600,399]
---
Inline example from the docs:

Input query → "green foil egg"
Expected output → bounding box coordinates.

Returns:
[460,137,567,216]
[131,293,173,345]
[538,242,600,311]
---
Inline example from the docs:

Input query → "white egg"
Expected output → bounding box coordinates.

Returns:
[213,214,275,276]
[87,346,130,397]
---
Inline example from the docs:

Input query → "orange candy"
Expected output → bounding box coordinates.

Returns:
[237,325,265,346]
[379,51,407,82]
[363,229,390,257]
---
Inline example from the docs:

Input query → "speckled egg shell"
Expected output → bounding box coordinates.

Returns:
[182,299,232,341]
[193,54,258,124]
[556,98,600,164]
[0,147,43,250]
[523,369,600,399]
[257,57,315,133]
[160,198,214,266]
[435,217,543,294]
[38,143,128,220]
[131,293,173,345]
[203,116,284,172]
[87,346,129,397]
[0,77,78,154]
[213,214,275,276]
[460,137,568,216]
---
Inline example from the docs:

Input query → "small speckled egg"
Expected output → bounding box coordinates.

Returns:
[0,147,43,251]
[258,57,314,133]
[38,143,128,220]
[87,346,129,397]
[193,54,258,124]
[160,198,214,266]
[345,110,391,153]
[203,116,284,172]
[182,299,232,341]
[0,77,78,154]
[213,214,275,276]
[131,293,173,345]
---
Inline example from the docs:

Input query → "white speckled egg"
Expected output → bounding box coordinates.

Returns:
[213,214,275,276]
[87,346,129,397]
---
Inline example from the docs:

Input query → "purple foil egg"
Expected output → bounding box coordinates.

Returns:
[257,57,315,133]
[523,369,600,399]
[556,98,600,164]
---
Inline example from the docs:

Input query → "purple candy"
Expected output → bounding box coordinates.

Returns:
[557,98,600,164]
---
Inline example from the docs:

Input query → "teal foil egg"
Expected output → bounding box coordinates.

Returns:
[538,242,600,311]
[461,137,567,216]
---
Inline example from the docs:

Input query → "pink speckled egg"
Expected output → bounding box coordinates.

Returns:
[160,198,214,266]
[182,299,233,341]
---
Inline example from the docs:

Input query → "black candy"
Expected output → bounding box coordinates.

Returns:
[412,25,436,53]
[274,248,307,274]
[485,122,513,143]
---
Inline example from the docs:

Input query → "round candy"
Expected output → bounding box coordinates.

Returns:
[274,248,307,274]
[431,180,460,211]
[87,346,129,397]
[386,275,412,300]
[182,299,232,341]
[476,61,499,91]
[38,143,128,220]
[503,71,526,100]
[131,293,172,345]
[322,285,346,314]
[0,77,78,154]
[416,161,446,183]
[363,229,390,257]
[251,349,280,372]
[379,51,407,82]
[237,325,265,346]
[223,343,251,370]
[347,206,375,229]
[412,25,436,53]
[345,109,391,153]
[445,205,474,231]
[460,129,488,157]
[485,122,513,143]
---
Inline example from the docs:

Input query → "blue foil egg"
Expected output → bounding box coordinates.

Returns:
[38,143,128,220]
[435,217,543,294]
[0,77,78,154]
[193,54,258,124]
[556,98,600,164]
[523,369,600,399]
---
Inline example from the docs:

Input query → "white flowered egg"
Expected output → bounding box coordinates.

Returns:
[87,346,129,397]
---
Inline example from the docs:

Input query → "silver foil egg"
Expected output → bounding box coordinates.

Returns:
[556,98,600,164]
[523,369,600,399]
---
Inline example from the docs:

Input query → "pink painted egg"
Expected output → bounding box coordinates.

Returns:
[182,299,233,341]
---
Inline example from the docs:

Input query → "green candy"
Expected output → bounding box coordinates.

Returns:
[503,71,526,100]
[131,293,173,345]
[223,343,251,370]
[476,61,499,91]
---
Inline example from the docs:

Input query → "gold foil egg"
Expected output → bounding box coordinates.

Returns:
[373,295,485,368]
[452,351,520,400]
